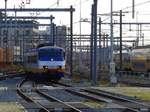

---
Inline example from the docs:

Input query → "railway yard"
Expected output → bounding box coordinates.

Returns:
[0,0,150,112]
[0,72,149,112]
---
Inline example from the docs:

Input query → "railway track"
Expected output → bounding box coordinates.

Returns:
[83,88,150,112]
[16,79,150,112]
[0,71,25,80]
[16,79,50,112]
[117,71,150,87]
[16,79,83,112]
[48,81,150,112]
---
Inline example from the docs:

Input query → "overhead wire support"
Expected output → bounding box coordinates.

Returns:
[70,5,74,78]
[132,0,135,18]
[120,10,122,70]
[122,0,150,11]
[49,15,55,45]
[6,16,53,19]
[91,0,98,85]
[99,17,101,75]
[0,8,75,12]
[4,0,8,63]
[110,0,117,85]
[90,4,94,82]
[2,22,150,28]
[79,0,83,77]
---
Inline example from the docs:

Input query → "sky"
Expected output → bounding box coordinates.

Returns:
[1,0,150,45]
[0,0,150,27]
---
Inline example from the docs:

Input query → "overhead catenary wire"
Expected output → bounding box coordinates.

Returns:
[121,0,150,11]
[48,0,63,8]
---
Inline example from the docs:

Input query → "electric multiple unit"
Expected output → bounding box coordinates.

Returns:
[25,45,65,81]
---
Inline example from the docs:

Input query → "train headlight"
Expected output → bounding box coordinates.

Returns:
[57,66,64,72]
[43,66,48,69]
[58,66,62,69]
[50,58,54,61]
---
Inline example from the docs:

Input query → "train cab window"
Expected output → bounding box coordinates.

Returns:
[39,49,64,58]
[56,49,64,57]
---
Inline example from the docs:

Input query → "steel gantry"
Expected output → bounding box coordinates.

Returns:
[0,8,75,12]
[0,6,75,77]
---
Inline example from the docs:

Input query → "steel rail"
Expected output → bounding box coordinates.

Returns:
[16,79,50,112]
[83,88,150,111]
[46,82,138,111]
[66,89,140,112]
[117,70,150,87]
[35,89,83,112]
[47,82,143,112]
[50,81,72,87]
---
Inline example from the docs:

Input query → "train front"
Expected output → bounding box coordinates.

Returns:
[38,47,65,80]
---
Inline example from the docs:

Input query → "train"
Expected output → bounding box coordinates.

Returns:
[0,47,14,72]
[0,47,13,63]
[114,45,150,76]
[24,44,66,81]
[114,52,131,71]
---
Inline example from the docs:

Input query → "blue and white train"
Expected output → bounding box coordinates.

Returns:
[25,45,66,81]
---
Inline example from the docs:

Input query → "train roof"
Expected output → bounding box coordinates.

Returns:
[38,46,65,50]
[37,43,53,48]
[133,45,150,49]
[25,46,65,55]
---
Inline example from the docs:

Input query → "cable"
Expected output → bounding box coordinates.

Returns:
[48,0,62,8]
[121,0,150,11]
[102,17,110,22]
[65,21,80,26]
[48,0,90,8]
[99,0,150,19]
[72,0,90,8]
